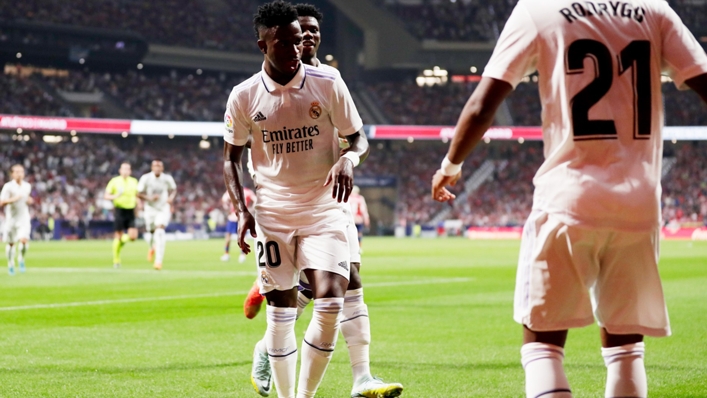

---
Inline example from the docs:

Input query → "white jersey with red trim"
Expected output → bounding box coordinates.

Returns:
[224,63,363,215]
[483,0,707,231]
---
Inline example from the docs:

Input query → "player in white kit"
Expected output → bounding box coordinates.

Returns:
[137,160,177,271]
[432,1,707,397]
[244,4,403,398]
[1,165,33,275]
[223,2,371,397]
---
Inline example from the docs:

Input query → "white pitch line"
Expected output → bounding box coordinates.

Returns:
[0,277,472,312]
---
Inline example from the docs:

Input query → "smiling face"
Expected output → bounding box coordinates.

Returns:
[258,21,303,79]
[298,16,321,64]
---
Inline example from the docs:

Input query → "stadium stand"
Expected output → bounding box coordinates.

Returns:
[0,73,73,117]
[375,0,703,43]
[0,0,260,52]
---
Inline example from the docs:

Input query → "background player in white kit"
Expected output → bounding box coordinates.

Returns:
[223,2,372,397]
[221,187,255,263]
[137,159,177,271]
[1,164,33,275]
[244,4,403,398]
[432,0,707,397]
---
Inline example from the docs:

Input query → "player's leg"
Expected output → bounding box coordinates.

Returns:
[298,268,348,398]
[221,231,231,261]
[521,327,572,398]
[17,237,28,273]
[145,210,156,262]
[152,209,170,270]
[255,224,299,398]
[514,212,600,398]
[296,224,350,398]
[594,228,667,398]
[112,209,126,267]
[4,227,16,275]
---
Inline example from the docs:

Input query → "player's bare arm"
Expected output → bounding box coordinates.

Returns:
[686,73,707,104]
[326,130,369,203]
[223,141,257,253]
[432,77,513,202]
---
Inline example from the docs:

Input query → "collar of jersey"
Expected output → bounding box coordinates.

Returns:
[260,62,306,93]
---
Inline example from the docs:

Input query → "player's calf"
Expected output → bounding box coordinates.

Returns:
[602,342,646,398]
[521,342,572,398]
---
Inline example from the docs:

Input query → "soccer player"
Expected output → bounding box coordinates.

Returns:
[221,186,255,263]
[137,159,177,271]
[105,162,139,268]
[348,185,369,249]
[246,4,403,398]
[1,165,33,275]
[224,2,373,396]
[432,1,707,397]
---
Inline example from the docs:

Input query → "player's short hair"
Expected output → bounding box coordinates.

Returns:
[152,159,163,163]
[10,164,23,171]
[253,1,299,39]
[120,162,131,167]
[295,3,323,23]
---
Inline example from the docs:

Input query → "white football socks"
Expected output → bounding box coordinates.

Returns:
[602,342,647,398]
[340,288,372,384]
[18,242,27,262]
[521,342,572,398]
[297,297,344,398]
[266,306,298,398]
[296,291,312,320]
[255,337,268,355]
[153,228,166,264]
[5,244,15,268]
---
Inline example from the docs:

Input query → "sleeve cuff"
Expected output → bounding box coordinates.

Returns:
[671,63,707,90]
[481,70,521,89]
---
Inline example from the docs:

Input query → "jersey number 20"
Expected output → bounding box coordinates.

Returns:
[566,39,651,140]
[257,241,282,268]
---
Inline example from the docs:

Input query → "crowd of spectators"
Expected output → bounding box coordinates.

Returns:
[0,133,228,230]
[375,0,514,42]
[662,142,707,226]
[0,73,73,117]
[376,0,704,43]
[365,80,706,126]
[0,132,704,235]
[0,0,260,53]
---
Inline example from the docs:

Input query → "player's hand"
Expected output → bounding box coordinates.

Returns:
[431,169,462,202]
[324,157,354,203]
[26,196,34,205]
[237,210,257,254]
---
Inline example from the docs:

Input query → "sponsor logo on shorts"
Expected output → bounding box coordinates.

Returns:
[309,102,322,119]
[338,260,349,271]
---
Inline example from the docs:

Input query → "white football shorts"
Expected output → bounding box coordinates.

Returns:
[3,217,31,243]
[143,207,171,231]
[514,210,670,337]
[254,206,351,294]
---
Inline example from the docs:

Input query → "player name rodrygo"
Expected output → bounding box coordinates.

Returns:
[263,125,320,155]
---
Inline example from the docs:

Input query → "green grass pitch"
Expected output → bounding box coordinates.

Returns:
[0,238,705,397]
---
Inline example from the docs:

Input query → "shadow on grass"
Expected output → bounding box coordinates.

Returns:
[0,360,251,375]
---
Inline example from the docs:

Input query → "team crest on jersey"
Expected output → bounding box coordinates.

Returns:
[309,102,322,119]
[224,114,233,128]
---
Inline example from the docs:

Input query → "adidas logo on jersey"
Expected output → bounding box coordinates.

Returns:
[253,112,267,122]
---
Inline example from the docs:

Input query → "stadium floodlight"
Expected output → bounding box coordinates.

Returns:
[199,140,211,149]
[16,128,22,134]
[16,52,21,59]
[72,136,79,143]
[137,63,144,70]
[121,131,128,138]
[196,69,203,75]
[325,54,334,61]
[42,135,63,143]
[470,66,477,73]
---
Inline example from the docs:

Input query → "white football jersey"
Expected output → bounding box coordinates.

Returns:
[137,172,176,211]
[224,63,363,214]
[484,0,707,231]
[1,180,31,221]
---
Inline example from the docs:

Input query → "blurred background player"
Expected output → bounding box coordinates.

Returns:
[432,0,707,397]
[104,162,139,268]
[221,186,255,263]
[137,159,177,271]
[348,185,369,251]
[0,165,33,275]
[245,4,403,398]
